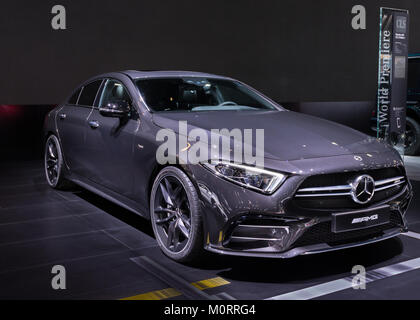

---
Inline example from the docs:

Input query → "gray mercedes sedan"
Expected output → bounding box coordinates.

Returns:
[44,70,412,262]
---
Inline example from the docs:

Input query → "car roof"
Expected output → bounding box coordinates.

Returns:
[119,70,233,80]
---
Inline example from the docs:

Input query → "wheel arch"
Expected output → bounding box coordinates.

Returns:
[147,162,202,210]
[44,130,55,142]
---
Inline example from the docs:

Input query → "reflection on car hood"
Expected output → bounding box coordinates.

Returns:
[152,110,395,161]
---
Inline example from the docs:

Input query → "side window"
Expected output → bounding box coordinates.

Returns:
[98,79,132,108]
[78,80,102,107]
[68,87,82,105]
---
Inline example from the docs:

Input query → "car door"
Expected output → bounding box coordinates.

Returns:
[84,78,140,198]
[56,80,103,177]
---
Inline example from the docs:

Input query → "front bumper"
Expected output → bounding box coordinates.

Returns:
[203,183,411,258]
[186,155,412,258]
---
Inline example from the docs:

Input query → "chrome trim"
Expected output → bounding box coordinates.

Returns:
[231,236,281,241]
[298,185,351,192]
[375,180,405,191]
[295,192,351,197]
[295,175,406,199]
[374,176,404,186]
[237,224,290,229]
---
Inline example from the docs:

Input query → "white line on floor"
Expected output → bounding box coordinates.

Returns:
[265,257,420,300]
[401,231,420,240]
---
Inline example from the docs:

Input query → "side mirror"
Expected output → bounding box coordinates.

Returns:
[99,100,131,118]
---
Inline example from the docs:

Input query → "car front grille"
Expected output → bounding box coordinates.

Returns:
[293,211,403,248]
[293,167,406,210]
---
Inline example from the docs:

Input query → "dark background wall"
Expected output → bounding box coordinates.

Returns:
[0,0,419,105]
[1,1,418,160]
[0,105,52,161]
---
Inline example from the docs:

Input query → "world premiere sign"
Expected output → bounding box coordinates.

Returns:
[377,7,409,142]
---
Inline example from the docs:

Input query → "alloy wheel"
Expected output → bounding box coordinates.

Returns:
[45,137,60,186]
[152,176,192,253]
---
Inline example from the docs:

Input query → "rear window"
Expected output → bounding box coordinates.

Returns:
[68,87,82,105]
[78,80,102,106]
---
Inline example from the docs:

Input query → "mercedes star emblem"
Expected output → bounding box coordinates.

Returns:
[350,174,375,204]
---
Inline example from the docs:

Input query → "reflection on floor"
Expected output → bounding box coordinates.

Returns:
[0,160,420,300]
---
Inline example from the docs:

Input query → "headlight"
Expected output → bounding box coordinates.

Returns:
[202,161,286,194]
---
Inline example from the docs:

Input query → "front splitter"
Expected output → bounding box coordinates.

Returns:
[205,227,405,259]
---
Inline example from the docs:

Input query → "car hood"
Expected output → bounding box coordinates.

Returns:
[152,110,395,161]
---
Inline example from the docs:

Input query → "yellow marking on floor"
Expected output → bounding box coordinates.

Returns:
[121,287,181,300]
[191,277,230,290]
[120,277,230,300]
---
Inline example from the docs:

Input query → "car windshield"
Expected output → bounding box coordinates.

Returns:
[136,77,280,112]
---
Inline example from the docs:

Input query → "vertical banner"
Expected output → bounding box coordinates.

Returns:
[377,7,409,150]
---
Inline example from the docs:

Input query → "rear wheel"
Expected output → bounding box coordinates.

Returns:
[44,135,70,189]
[404,117,420,155]
[150,167,204,262]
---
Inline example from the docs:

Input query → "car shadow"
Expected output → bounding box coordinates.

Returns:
[74,188,155,238]
[205,238,403,283]
[71,186,405,284]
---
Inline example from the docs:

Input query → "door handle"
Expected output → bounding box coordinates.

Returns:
[88,120,100,129]
[59,113,66,120]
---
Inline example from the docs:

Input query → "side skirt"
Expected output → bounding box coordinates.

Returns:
[68,174,149,220]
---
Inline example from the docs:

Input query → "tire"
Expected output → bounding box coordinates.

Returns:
[404,117,420,156]
[44,135,71,189]
[150,166,204,263]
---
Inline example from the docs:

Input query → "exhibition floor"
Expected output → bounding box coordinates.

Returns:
[0,159,420,300]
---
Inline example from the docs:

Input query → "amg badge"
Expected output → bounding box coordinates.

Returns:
[352,214,379,224]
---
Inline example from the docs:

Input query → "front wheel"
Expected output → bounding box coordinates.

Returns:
[150,167,204,263]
